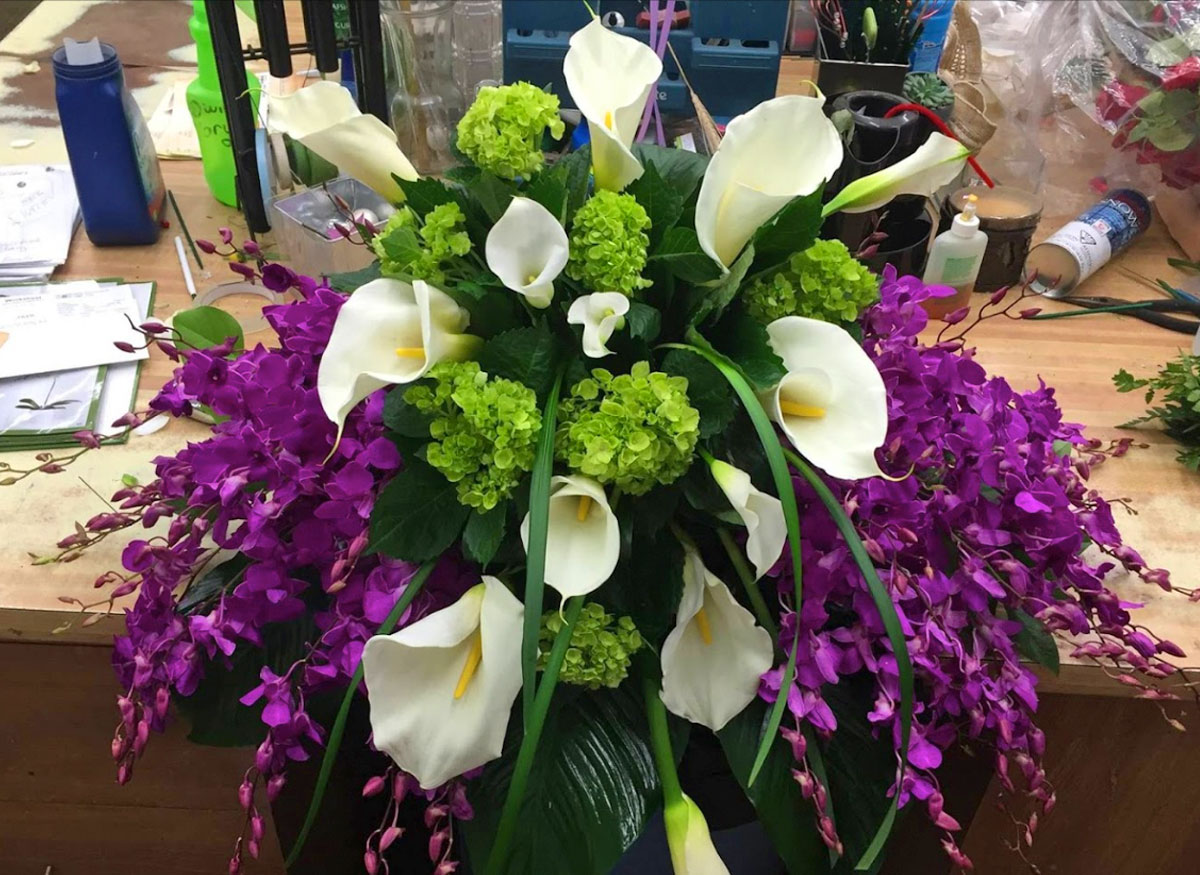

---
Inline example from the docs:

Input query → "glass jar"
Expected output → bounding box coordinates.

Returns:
[451,0,504,99]
[380,0,465,176]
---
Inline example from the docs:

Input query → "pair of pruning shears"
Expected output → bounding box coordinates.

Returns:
[1029,295,1200,334]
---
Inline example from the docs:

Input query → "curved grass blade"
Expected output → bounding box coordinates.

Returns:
[284,558,439,868]
[785,449,913,872]
[485,596,585,875]
[521,369,564,726]
[668,339,803,788]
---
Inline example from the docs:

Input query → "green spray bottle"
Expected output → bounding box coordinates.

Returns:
[187,0,260,206]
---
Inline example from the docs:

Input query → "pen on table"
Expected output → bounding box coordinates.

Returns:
[175,235,197,300]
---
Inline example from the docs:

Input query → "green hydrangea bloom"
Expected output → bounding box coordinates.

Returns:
[371,203,471,285]
[743,238,880,324]
[538,603,643,690]
[556,361,699,495]
[404,362,541,510]
[456,82,566,180]
[566,190,652,296]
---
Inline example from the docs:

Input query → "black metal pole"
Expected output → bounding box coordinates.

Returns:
[302,0,340,74]
[348,0,387,121]
[255,0,293,78]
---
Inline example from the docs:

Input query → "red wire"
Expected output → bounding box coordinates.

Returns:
[883,102,995,188]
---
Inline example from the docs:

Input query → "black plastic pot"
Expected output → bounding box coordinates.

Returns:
[827,91,924,196]
[844,195,935,278]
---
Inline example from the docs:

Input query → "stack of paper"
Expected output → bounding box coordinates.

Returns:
[0,280,156,450]
[0,165,81,282]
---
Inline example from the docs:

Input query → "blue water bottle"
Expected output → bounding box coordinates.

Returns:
[909,0,956,73]
[53,39,165,246]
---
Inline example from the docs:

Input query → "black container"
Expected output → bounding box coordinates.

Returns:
[852,196,935,278]
[938,186,1044,293]
[828,90,924,195]
[815,32,908,100]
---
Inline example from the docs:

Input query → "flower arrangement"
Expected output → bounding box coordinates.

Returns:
[17,15,1194,875]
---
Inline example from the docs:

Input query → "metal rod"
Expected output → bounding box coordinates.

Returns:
[302,0,340,73]
[254,0,293,77]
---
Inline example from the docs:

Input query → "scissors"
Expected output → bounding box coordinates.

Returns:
[1046,295,1200,334]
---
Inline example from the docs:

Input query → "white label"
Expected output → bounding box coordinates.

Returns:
[1043,220,1112,284]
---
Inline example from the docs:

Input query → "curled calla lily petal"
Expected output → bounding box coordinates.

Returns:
[317,278,481,433]
[563,18,663,191]
[664,793,731,875]
[823,132,970,215]
[520,475,620,601]
[567,292,630,358]
[695,95,843,269]
[485,197,569,309]
[764,315,888,480]
[269,80,418,201]
[660,549,774,731]
[709,459,786,581]
[362,576,523,789]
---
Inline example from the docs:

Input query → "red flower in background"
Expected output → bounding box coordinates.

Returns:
[1097,81,1149,123]
[1163,56,1200,91]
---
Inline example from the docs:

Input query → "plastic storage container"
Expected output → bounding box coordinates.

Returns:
[53,40,165,246]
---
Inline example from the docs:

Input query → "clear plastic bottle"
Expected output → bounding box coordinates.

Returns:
[922,194,988,317]
[452,0,503,99]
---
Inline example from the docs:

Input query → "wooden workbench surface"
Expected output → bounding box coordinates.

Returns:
[2,61,1198,701]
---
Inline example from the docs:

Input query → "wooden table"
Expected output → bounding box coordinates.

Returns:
[3,53,1200,875]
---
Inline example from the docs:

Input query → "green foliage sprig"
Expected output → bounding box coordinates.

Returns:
[1115,352,1200,470]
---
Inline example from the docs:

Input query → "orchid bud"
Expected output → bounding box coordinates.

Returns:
[155,686,170,721]
[238,780,254,811]
[434,861,459,875]
[251,814,265,842]
[229,261,257,280]
[228,855,242,875]
[380,826,404,852]
[248,839,261,859]
[988,286,1008,306]
[219,227,233,244]
[423,804,448,830]
[117,762,132,785]
[267,774,286,801]
[362,775,386,797]
[197,238,217,254]
[392,773,409,803]
[428,827,449,861]
[112,735,128,761]
[793,769,815,798]
[134,719,150,756]
[942,306,969,325]
[242,240,261,256]
[364,850,379,875]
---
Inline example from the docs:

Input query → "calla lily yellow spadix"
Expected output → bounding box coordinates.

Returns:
[485,197,570,309]
[664,793,732,875]
[520,475,620,601]
[822,132,971,216]
[708,459,786,581]
[567,292,630,358]
[268,80,417,202]
[563,18,663,191]
[362,576,523,789]
[660,548,774,731]
[695,94,843,270]
[316,278,482,434]
[764,316,889,481]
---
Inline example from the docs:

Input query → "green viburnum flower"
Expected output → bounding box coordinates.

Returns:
[743,238,879,325]
[404,361,541,510]
[456,82,566,180]
[556,361,700,495]
[566,190,652,296]
[538,602,643,689]
[371,203,471,285]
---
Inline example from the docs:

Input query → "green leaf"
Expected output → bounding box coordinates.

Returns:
[649,226,724,284]
[662,348,735,438]
[382,388,432,439]
[753,190,824,262]
[603,525,685,646]
[465,683,664,875]
[173,305,245,354]
[478,322,561,398]
[524,165,569,224]
[467,171,518,222]
[709,307,787,390]
[175,615,317,747]
[395,176,458,217]
[178,556,247,615]
[368,458,469,561]
[626,301,661,343]
[632,143,709,201]
[1051,439,1073,458]
[378,225,423,266]
[1011,607,1060,674]
[552,145,592,221]
[327,260,381,293]
[464,504,507,568]
[718,699,831,874]
[627,160,683,249]
[691,243,756,326]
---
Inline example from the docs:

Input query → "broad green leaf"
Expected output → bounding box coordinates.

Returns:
[173,305,245,354]
[327,260,381,292]
[178,556,248,615]
[368,458,469,560]
[603,525,684,645]
[691,243,756,327]
[753,190,824,262]
[478,322,561,398]
[524,165,569,224]
[662,348,735,438]
[464,685,665,875]
[709,307,787,390]
[395,176,458,217]
[382,388,432,439]
[555,145,593,221]
[1011,607,1060,674]
[378,225,423,266]
[627,160,683,249]
[718,699,831,874]
[468,171,518,222]
[632,143,709,201]
[625,301,662,343]
[649,226,724,284]
[464,504,507,568]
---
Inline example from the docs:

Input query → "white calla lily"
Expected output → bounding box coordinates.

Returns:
[268,80,417,201]
[708,459,786,581]
[823,132,970,215]
[317,278,481,433]
[362,576,523,789]
[764,316,888,480]
[695,95,843,269]
[567,292,630,358]
[660,549,774,731]
[485,197,570,309]
[521,475,620,601]
[664,793,732,875]
[563,18,663,191]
